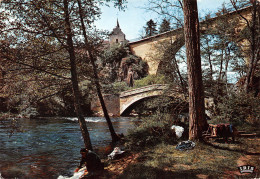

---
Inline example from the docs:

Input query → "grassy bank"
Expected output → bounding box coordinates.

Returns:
[104,90,260,178]
[103,111,260,179]
[105,138,259,179]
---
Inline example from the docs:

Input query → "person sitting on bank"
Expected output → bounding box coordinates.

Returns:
[74,148,104,177]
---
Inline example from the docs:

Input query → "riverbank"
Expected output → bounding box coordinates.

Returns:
[97,137,260,178]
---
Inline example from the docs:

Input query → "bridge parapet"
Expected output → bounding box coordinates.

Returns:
[120,84,168,98]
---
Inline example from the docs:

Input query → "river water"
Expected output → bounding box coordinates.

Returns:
[0,117,138,179]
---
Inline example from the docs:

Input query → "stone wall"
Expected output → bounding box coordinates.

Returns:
[91,94,120,117]
[110,33,126,45]
[129,31,182,75]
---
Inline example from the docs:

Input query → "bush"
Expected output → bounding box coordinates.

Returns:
[133,95,188,116]
[102,82,131,94]
[134,74,167,88]
[102,43,128,65]
[125,113,183,151]
[102,74,168,94]
[213,92,260,129]
[127,55,148,79]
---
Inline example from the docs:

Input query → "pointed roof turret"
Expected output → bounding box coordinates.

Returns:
[109,19,126,44]
[117,18,120,28]
[110,19,124,36]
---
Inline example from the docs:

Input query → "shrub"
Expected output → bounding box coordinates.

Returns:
[213,92,260,129]
[133,95,188,116]
[102,43,128,65]
[125,113,183,151]
[134,74,167,88]
[102,82,131,94]
[127,55,149,79]
[102,74,168,94]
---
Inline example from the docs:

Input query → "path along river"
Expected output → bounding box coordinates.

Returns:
[0,117,138,178]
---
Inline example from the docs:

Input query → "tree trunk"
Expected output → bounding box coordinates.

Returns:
[173,56,187,95]
[245,0,258,93]
[206,40,214,82]
[77,0,120,142]
[182,0,207,140]
[218,49,224,81]
[63,0,93,150]
[223,48,231,91]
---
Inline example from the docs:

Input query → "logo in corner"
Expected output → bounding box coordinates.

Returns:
[238,165,255,174]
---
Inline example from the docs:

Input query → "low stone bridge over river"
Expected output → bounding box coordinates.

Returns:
[91,84,184,116]
[119,84,168,115]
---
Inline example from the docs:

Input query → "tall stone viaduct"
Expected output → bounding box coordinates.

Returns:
[129,6,253,75]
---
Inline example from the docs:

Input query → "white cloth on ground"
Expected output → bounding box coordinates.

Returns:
[108,147,125,160]
[171,125,184,139]
[57,167,85,179]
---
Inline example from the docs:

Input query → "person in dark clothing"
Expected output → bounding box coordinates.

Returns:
[74,148,103,177]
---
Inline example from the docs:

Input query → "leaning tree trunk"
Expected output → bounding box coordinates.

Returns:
[77,0,120,142]
[64,0,93,150]
[182,0,207,140]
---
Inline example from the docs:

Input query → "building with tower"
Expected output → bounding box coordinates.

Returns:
[109,19,126,45]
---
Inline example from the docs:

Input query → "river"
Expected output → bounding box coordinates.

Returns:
[0,117,138,179]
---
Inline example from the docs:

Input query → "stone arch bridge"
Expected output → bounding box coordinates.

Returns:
[119,84,184,116]
[91,84,184,116]
[92,84,217,116]
[129,6,253,75]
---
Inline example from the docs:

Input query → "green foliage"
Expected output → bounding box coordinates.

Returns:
[102,81,131,94]
[144,19,158,38]
[159,18,171,33]
[100,44,148,83]
[133,96,188,116]
[213,92,260,128]
[112,81,130,92]
[126,55,148,79]
[134,74,167,88]
[200,10,245,88]
[102,43,128,65]
[125,114,178,150]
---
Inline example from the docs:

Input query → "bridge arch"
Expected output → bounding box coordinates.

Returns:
[119,84,184,116]
[129,6,252,75]
[120,92,165,116]
[157,35,185,75]
[119,84,168,115]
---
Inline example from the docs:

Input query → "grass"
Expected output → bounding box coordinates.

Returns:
[117,138,260,179]
[116,111,259,178]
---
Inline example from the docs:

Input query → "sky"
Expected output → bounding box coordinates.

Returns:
[95,0,231,41]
